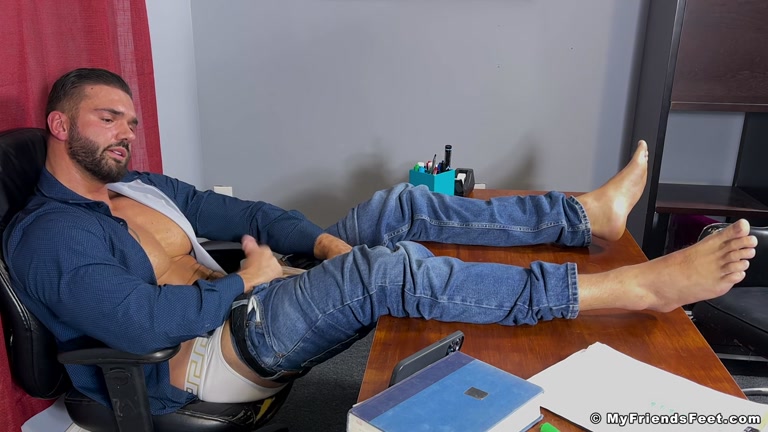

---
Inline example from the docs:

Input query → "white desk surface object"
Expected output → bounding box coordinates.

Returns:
[529,342,768,431]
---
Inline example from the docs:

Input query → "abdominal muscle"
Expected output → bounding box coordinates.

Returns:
[108,193,282,392]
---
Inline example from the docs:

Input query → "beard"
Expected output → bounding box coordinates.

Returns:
[67,123,131,184]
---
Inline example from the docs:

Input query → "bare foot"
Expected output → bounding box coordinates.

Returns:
[577,141,648,241]
[579,219,757,312]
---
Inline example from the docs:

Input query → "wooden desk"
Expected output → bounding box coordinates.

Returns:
[357,189,744,431]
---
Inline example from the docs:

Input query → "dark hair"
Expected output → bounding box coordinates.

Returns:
[45,68,133,123]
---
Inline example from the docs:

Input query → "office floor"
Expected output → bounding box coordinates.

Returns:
[729,360,768,405]
[270,333,373,432]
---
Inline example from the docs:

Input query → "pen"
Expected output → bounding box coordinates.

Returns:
[443,145,452,172]
[431,154,437,175]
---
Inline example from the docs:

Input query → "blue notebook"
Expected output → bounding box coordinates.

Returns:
[348,351,544,432]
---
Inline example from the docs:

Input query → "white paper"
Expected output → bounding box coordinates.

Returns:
[529,343,768,431]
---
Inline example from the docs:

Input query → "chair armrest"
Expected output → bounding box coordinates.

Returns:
[200,240,242,251]
[58,345,180,432]
[279,254,323,270]
[57,345,179,365]
[201,240,323,272]
[201,240,245,273]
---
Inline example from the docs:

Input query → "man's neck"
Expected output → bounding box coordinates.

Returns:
[45,154,112,204]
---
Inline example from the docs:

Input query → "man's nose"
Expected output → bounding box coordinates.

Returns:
[117,121,136,142]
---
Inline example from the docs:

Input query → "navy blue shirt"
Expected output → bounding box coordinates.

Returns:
[3,168,324,414]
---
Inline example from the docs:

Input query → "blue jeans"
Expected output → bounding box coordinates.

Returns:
[243,184,589,379]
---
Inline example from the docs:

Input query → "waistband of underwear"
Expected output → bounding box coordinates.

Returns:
[229,293,309,384]
[184,335,209,396]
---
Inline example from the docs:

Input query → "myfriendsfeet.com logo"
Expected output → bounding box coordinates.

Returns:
[590,412,762,429]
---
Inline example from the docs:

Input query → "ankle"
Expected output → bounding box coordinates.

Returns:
[615,266,655,311]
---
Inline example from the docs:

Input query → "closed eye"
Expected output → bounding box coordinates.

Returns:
[102,118,114,124]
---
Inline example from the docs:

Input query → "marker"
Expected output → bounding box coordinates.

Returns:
[540,422,560,432]
[443,145,452,172]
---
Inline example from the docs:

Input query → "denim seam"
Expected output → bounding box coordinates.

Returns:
[567,196,592,245]
[408,294,530,310]
[383,224,411,246]
[411,215,569,233]
[403,290,577,322]
[401,280,529,311]
[566,262,580,318]
[319,281,528,315]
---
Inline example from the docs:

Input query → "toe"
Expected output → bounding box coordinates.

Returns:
[722,259,749,274]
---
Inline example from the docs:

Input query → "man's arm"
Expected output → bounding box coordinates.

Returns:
[6,214,243,354]
[313,233,353,260]
[238,234,284,286]
[140,172,326,257]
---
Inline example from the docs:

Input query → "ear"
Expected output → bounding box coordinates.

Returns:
[47,111,70,142]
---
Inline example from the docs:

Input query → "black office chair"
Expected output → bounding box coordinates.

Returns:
[693,222,768,397]
[0,128,291,431]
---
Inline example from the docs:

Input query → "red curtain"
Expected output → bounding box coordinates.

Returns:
[0,0,163,173]
[0,1,162,429]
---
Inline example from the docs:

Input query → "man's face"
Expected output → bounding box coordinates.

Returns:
[65,85,138,183]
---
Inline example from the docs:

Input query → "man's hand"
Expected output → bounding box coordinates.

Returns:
[236,235,283,291]
[313,233,353,260]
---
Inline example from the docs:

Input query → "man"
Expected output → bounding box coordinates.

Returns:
[3,68,757,415]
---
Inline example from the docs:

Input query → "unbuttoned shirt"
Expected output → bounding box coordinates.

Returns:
[2,168,324,414]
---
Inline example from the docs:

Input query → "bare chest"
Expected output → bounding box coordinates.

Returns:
[109,195,193,263]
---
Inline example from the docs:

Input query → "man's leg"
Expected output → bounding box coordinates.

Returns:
[327,187,592,248]
[578,219,756,313]
[242,241,577,375]
[326,141,648,248]
[240,218,755,379]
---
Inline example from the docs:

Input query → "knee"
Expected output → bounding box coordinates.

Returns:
[349,241,433,263]
[383,182,432,207]
[392,241,434,260]
[389,182,416,194]
[361,183,425,219]
[374,182,419,203]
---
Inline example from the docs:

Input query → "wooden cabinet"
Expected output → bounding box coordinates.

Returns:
[627,0,768,258]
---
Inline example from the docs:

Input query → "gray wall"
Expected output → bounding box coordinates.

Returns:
[186,0,648,227]
[146,1,746,235]
[146,0,203,186]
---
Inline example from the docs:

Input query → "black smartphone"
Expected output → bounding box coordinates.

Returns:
[388,330,465,387]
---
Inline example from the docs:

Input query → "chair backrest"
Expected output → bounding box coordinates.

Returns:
[0,128,70,399]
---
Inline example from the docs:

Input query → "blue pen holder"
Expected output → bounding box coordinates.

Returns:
[409,170,455,195]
